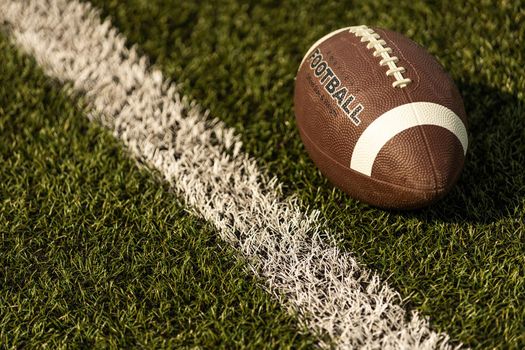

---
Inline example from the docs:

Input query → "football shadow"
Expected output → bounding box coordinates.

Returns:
[404,81,525,224]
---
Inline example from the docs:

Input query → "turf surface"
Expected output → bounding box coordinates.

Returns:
[86,0,525,348]
[1,0,524,348]
[0,35,316,349]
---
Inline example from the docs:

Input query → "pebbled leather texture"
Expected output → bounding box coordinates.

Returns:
[294,27,468,209]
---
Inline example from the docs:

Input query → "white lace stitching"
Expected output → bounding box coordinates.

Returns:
[350,25,412,88]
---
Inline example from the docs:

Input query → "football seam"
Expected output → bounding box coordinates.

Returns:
[349,25,412,88]
[382,30,443,194]
[377,28,422,93]
[297,124,451,193]
[402,91,442,195]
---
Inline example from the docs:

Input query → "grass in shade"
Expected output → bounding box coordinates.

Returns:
[0,35,316,349]
[87,0,525,348]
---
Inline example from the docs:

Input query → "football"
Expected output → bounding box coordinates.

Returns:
[294,25,468,210]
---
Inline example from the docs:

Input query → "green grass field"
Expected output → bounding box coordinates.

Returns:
[0,35,316,348]
[1,0,524,348]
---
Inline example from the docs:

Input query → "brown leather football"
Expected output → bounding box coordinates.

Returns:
[294,25,468,210]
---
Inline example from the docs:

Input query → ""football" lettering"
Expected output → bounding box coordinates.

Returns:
[308,48,363,126]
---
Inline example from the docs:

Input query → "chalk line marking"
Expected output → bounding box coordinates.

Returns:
[0,1,460,348]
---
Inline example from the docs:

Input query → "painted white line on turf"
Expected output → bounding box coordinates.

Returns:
[0,1,461,348]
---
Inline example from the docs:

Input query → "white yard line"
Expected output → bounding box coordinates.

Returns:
[0,1,460,348]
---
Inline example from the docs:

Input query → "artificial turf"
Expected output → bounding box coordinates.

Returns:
[86,0,525,348]
[0,35,316,349]
[1,0,524,348]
